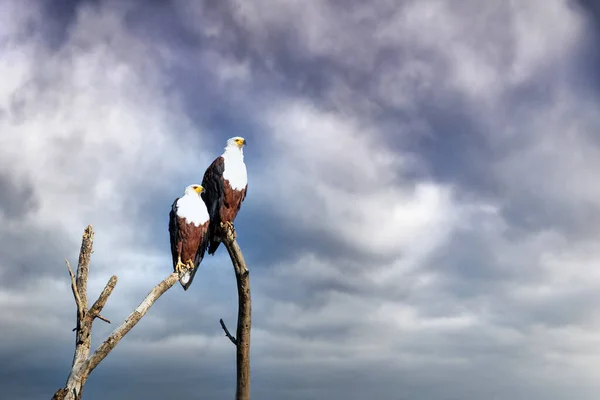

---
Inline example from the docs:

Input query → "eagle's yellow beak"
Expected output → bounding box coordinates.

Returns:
[194,185,204,193]
[235,137,246,147]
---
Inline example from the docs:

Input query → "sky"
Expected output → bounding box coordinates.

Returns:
[2,0,600,399]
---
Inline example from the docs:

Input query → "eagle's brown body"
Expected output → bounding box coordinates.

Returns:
[201,138,248,255]
[168,185,210,290]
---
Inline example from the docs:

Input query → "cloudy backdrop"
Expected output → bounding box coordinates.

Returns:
[2,0,600,398]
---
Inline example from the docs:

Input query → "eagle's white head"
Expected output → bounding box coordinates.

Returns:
[226,136,246,150]
[184,184,204,197]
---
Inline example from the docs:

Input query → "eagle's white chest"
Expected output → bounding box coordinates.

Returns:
[176,195,209,226]
[222,151,247,190]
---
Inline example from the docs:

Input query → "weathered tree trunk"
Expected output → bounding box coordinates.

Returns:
[220,226,252,400]
[52,226,179,399]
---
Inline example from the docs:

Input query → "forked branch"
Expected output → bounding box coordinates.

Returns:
[52,226,179,400]
[65,260,84,323]
[86,272,179,373]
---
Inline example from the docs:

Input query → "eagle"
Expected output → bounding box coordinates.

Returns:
[168,184,210,290]
[201,136,248,255]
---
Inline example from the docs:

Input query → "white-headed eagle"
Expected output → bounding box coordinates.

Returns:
[169,184,210,290]
[201,136,247,255]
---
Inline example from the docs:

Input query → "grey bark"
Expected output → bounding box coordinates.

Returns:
[219,225,252,400]
[52,226,178,400]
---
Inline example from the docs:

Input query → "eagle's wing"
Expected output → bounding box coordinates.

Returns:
[168,198,180,270]
[201,156,225,223]
[201,156,225,255]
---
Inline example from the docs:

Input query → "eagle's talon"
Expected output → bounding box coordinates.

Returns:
[226,221,235,233]
[174,256,187,275]
[219,221,236,238]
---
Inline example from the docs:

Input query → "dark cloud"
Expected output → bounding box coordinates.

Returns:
[35,0,95,50]
[0,172,38,220]
[0,222,80,289]
[116,0,507,200]
[402,95,502,194]
[572,0,600,95]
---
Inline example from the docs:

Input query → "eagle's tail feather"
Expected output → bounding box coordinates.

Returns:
[207,239,220,255]
[179,264,199,291]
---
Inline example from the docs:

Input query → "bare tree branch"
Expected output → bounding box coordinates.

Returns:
[52,226,180,400]
[220,318,238,345]
[65,260,84,323]
[88,275,117,322]
[58,226,95,400]
[219,224,252,400]
[95,315,111,324]
[86,272,179,373]
[75,226,93,312]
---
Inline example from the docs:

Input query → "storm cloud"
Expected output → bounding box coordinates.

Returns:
[2,0,600,399]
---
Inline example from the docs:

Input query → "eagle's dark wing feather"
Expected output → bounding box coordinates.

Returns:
[168,198,180,269]
[201,156,225,255]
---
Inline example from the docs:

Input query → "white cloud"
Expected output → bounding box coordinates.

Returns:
[0,1,206,272]
[0,0,217,355]
[257,100,457,260]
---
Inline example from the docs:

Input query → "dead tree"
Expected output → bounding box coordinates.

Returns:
[52,224,252,400]
[218,225,252,400]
